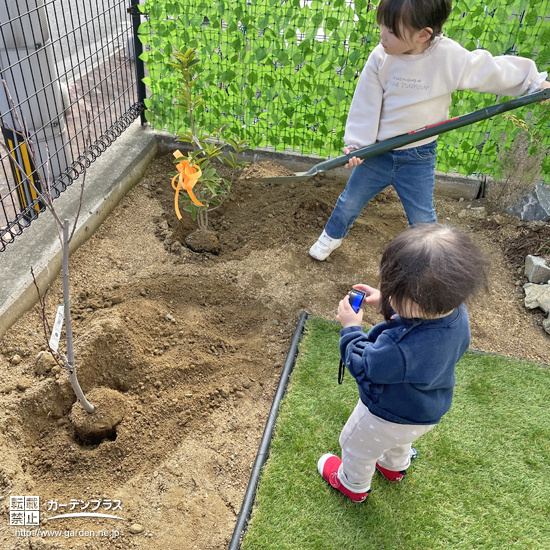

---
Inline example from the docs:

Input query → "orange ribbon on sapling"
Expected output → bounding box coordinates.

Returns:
[172,150,204,218]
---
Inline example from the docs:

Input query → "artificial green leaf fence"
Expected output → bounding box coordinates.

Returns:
[139,0,550,180]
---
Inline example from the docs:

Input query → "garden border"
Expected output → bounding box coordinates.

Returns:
[228,311,309,550]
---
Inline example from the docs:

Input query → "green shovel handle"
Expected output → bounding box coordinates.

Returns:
[314,88,550,173]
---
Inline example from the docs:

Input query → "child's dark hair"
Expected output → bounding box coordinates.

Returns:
[379,223,488,320]
[376,0,452,41]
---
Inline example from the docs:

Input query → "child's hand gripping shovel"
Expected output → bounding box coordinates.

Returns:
[257,89,550,183]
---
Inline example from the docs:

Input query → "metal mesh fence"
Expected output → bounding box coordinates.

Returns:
[0,0,145,252]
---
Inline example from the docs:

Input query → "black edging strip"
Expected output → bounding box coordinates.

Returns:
[228,311,309,550]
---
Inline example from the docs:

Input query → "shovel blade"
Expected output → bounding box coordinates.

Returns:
[254,168,317,183]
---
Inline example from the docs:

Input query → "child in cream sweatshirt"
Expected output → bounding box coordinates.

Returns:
[309,0,549,261]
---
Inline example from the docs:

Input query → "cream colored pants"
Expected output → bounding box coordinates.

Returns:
[338,399,436,493]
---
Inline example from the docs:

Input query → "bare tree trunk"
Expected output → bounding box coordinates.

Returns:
[62,219,94,413]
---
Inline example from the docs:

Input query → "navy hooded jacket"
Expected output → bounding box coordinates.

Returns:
[339,304,470,425]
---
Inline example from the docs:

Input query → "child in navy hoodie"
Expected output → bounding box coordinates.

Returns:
[318,223,488,502]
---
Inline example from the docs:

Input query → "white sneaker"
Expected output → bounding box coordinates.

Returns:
[309,230,342,261]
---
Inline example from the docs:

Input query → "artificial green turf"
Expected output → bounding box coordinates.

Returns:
[241,317,550,550]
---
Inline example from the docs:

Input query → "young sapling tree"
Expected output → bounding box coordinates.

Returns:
[1,80,94,413]
[167,48,252,236]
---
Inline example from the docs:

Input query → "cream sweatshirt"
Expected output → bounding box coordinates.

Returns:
[344,36,546,150]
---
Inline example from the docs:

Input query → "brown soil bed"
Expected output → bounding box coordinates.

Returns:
[0,153,548,550]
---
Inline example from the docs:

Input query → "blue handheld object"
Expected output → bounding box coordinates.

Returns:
[349,290,366,313]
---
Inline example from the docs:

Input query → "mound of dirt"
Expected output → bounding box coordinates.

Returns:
[0,152,548,550]
[239,160,295,179]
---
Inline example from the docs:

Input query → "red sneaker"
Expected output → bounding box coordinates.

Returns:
[317,454,369,502]
[375,463,407,482]
[376,447,417,482]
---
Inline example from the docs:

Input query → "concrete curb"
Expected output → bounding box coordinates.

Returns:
[0,120,158,340]
[0,127,482,340]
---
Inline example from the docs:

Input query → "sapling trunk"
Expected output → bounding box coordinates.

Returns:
[198,209,208,236]
[62,219,94,413]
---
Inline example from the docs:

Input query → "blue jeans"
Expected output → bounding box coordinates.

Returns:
[325,140,438,239]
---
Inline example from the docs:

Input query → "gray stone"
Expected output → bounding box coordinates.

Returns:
[506,183,550,222]
[525,255,550,284]
[540,292,550,314]
[524,282,550,313]
[470,206,486,216]
[543,314,550,335]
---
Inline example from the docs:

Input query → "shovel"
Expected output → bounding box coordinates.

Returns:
[257,88,550,183]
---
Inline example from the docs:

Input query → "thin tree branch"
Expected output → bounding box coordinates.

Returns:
[3,82,94,413]
[30,266,52,339]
